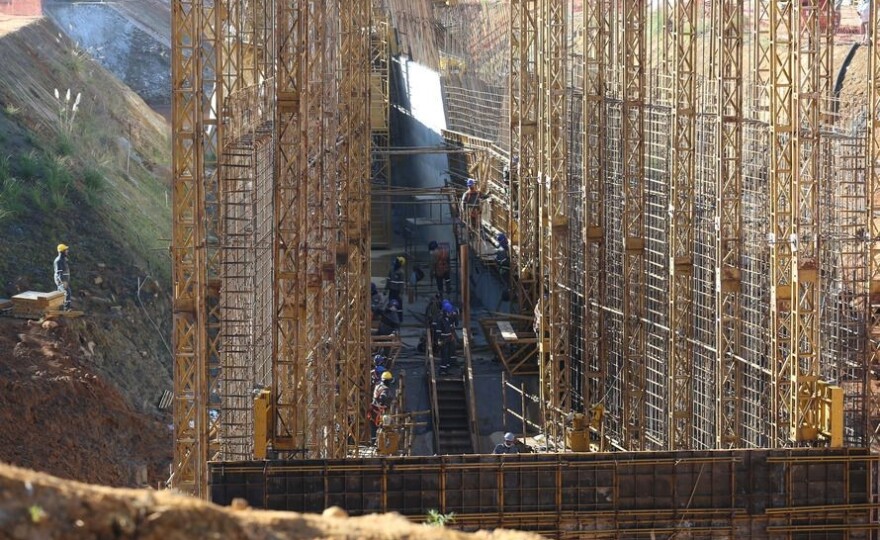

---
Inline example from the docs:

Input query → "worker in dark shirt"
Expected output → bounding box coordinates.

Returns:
[386,257,405,321]
[493,432,520,454]
[495,233,510,281]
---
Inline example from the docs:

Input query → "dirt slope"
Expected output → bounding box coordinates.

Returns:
[0,317,169,487]
[0,16,173,487]
[0,463,540,540]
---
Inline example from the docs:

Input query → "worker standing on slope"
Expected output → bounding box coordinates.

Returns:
[54,244,72,311]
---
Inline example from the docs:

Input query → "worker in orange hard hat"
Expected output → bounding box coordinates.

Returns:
[54,243,72,311]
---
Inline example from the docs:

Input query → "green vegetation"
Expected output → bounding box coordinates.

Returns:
[425,509,456,527]
[0,19,172,287]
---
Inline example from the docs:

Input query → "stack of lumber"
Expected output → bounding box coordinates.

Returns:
[10,291,65,319]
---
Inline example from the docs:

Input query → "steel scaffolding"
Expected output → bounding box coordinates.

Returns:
[173,0,880,501]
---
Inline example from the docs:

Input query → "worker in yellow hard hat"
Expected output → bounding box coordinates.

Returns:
[54,243,71,311]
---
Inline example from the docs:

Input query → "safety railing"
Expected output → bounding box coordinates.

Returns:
[425,328,441,454]
[461,327,480,453]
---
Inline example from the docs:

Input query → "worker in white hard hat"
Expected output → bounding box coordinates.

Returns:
[493,432,520,455]
[53,243,72,311]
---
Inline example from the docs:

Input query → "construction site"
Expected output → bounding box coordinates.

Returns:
[7,0,880,538]
[158,0,880,536]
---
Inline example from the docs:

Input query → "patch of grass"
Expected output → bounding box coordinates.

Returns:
[0,176,27,222]
[55,132,74,156]
[17,150,43,180]
[80,167,105,205]
[44,155,73,210]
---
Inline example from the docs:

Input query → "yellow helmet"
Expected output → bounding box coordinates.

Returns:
[57,244,69,252]
[382,371,393,381]
[397,256,406,266]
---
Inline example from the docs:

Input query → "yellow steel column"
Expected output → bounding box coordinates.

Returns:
[304,0,339,457]
[171,0,209,496]
[509,0,540,314]
[715,0,744,448]
[754,0,772,119]
[866,1,880,449]
[667,0,696,450]
[621,0,647,451]
[769,0,794,445]
[790,0,826,443]
[583,0,607,446]
[337,0,372,454]
[370,3,392,249]
[274,0,306,453]
[538,0,569,445]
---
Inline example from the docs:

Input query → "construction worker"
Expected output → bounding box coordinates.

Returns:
[386,256,405,320]
[495,233,510,281]
[369,370,395,442]
[53,244,71,311]
[370,282,384,318]
[371,354,387,386]
[429,240,451,296]
[377,299,401,336]
[493,432,520,455]
[460,178,487,240]
[437,300,458,372]
[373,370,395,408]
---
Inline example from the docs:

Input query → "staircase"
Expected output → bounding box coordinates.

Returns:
[434,376,473,454]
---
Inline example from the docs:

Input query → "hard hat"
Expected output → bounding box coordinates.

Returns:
[375,365,386,376]
[466,178,476,187]
[442,301,454,314]
[373,354,386,365]
[504,432,515,442]
[389,299,401,310]
[428,240,438,251]
[57,244,69,252]
[397,256,406,266]
[497,233,507,244]
[382,371,393,381]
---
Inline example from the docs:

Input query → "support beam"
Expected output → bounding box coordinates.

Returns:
[171,0,209,496]
[583,0,607,449]
[668,0,697,450]
[538,0,569,446]
[715,0,744,449]
[867,1,880,449]
[509,0,540,313]
[769,0,794,446]
[337,0,372,454]
[621,0,647,451]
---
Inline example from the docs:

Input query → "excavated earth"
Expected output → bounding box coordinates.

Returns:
[0,464,541,540]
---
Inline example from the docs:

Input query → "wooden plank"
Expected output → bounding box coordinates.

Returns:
[12,290,64,306]
[497,321,518,341]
